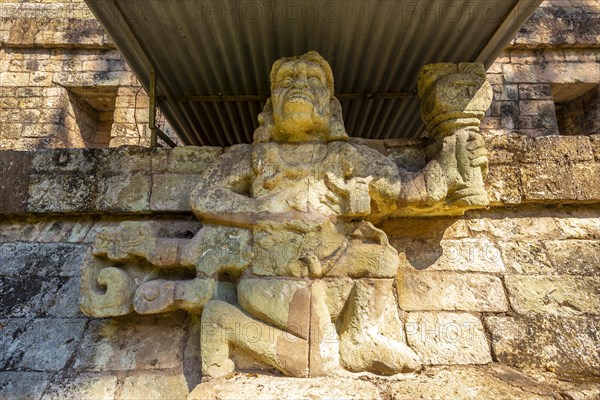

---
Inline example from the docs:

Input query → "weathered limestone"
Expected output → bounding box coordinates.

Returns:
[486,315,600,380]
[397,271,508,312]
[40,374,118,400]
[390,365,556,400]
[504,275,600,316]
[119,372,189,400]
[73,314,186,371]
[405,312,492,365]
[395,238,504,273]
[1,318,87,371]
[188,375,383,400]
[79,52,492,378]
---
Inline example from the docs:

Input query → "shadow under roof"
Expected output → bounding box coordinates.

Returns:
[85,0,542,146]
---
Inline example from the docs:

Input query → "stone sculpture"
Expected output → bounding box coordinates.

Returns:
[81,51,492,377]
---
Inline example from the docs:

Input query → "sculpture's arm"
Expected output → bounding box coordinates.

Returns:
[398,131,488,209]
[190,144,324,227]
[326,143,402,217]
[190,144,259,227]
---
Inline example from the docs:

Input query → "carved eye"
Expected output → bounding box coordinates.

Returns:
[281,76,294,85]
[308,76,322,85]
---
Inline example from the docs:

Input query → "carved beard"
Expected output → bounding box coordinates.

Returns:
[271,86,331,141]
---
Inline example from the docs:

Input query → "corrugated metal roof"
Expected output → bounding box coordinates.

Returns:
[85,0,542,146]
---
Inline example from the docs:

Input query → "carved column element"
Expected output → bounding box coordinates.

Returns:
[418,63,493,207]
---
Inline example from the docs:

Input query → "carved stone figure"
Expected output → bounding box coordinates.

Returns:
[81,51,492,378]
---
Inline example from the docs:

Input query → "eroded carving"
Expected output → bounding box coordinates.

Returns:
[80,52,492,377]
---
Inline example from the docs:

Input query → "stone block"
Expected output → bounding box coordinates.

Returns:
[167,146,223,174]
[571,162,600,201]
[73,314,186,371]
[188,375,382,400]
[150,174,198,212]
[491,84,518,101]
[520,136,594,163]
[0,72,30,86]
[2,318,86,371]
[485,133,531,165]
[389,365,555,400]
[554,212,600,239]
[0,372,51,400]
[46,277,83,318]
[0,241,87,278]
[40,373,117,400]
[518,84,553,100]
[545,240,600,275]
[96,173,151,212]
[519,161,578,202]
[519,100,556,117]
[82,60,109,72]
[498,240,554,274]
[0,276,66,318]
[120,372,189,400]
[0,151,33,214]
[503,64,540,83]
[397,271,508,312]
[485,165,522,205]
[485,315,600,380]
[505,275,600,316]
[97,147,154,175]
[590,135,600,161]
[405,312,491,365]
[396,239,504,273]
[27,173,98,213]
[32,149,101,173]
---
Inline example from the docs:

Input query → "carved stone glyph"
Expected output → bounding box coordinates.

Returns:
[80,52,492,377]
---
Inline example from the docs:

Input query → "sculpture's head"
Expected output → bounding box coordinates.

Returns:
[253,51,348,143]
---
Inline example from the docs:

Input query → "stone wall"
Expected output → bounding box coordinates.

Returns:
[0,0,178,149]
[482,0,600,138]
[2,0,600,149]
[1,135,599,399]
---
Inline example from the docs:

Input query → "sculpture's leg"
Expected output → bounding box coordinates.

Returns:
[236,278,339,376]
[133,226,252,314]
[201,300,309,378]
[338,279,421,375]
[133,278,216,314]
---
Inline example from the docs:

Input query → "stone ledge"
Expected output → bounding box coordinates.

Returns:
[0,135,599,215]
[186,365,597,400]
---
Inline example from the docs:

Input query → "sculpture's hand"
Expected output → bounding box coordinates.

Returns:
[463,131,488,178]
[92,221,158,261]
[258,186,307,214]
[426,130,489,206]
[324,173,372,217]
[428,131,488,189]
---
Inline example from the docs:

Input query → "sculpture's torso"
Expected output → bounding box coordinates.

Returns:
[251,141,354,217]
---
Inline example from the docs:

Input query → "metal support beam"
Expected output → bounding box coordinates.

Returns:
[156,128,178,148]
[175,91,417,103]
[149,68,158,147]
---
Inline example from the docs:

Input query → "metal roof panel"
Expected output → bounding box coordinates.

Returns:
[85,0,542,146]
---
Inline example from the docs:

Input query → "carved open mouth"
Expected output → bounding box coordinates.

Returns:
[285,90,315,103]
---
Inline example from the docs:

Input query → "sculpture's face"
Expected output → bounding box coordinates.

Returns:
[271,60,331,141]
